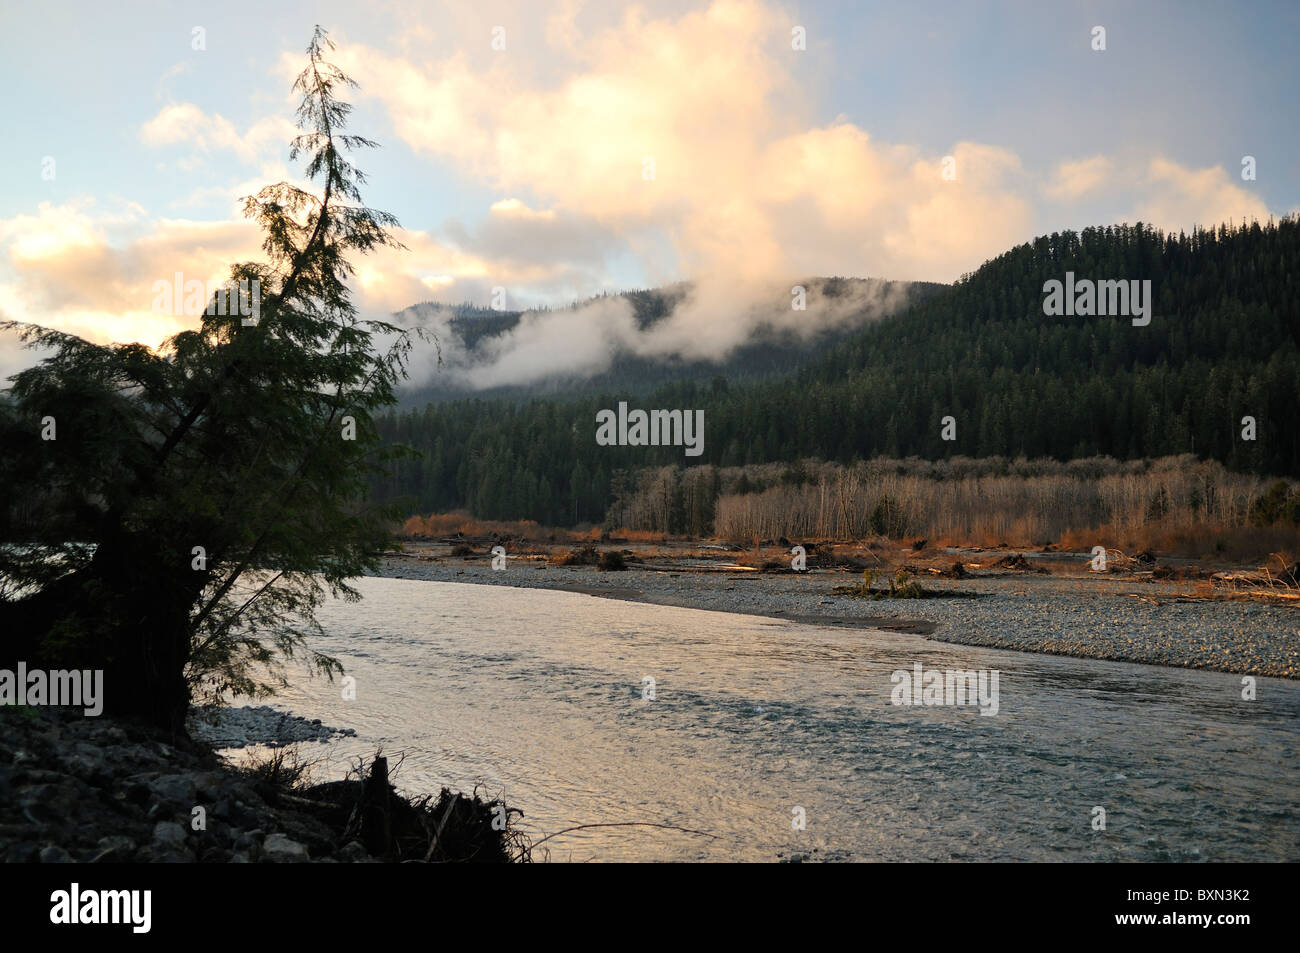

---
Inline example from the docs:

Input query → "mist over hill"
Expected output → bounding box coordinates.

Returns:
[392,277,939,405]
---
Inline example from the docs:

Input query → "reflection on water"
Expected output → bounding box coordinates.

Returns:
[248,578,1299,862]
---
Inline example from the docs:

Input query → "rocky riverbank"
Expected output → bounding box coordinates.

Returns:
[0,704,521,863]
[189,704,358,749]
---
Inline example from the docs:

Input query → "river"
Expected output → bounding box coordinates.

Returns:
[251,577,1299,862]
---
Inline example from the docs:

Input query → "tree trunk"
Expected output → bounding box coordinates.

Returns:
[2,534,201,741]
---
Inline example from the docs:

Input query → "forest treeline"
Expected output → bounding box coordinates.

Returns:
[373,218,1300,528]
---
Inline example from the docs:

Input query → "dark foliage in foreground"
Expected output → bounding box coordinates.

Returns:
[291,755,527,863]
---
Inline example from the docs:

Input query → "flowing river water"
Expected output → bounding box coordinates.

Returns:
[247,577,1299,862]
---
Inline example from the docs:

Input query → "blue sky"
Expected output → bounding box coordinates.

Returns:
[1,2,497,225]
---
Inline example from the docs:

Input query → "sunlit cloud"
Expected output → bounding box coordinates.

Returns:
[334,0,1034,286]
[140,104,297,169]
[1136,158,1275,233]
[1045,156,1113,200]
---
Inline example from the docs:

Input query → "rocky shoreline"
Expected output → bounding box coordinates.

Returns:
[1,704,519,863]
[1,706,348,863]
[189,704,357,749]
[378,551,1300,680]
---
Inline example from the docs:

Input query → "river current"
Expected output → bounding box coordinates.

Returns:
[248,577,1298,862]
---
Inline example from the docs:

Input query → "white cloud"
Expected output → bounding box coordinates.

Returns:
[1045,156,1113,200]
[332,0,1034,287]
[140,103,297,168]
[1135,158,1274,233]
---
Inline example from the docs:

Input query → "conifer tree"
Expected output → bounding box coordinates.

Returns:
[0,26,425,735]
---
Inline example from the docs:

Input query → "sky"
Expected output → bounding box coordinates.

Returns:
[1,0,1297,385]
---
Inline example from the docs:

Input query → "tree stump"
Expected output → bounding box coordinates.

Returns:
[360,756,392,858]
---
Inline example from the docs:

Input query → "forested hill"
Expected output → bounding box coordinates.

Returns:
[373,219,1300,523]
[774,219,1299,469]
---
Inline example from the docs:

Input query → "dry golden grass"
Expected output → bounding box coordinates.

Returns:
[401,511,554,542]
[603,527,671,543]
[1057,523,1300,563]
